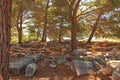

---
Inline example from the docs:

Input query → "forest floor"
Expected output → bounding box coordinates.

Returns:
[9,41,120,80]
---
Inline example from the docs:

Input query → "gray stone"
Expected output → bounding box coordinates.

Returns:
[26,54,41,63]
[27,51,34,55]
[95,55,105,61]
[92,61,103,70]
[111,48,119,54]
[106,60,120,74]
[116,53,120,60]
[9,58,33,74]
[49,64,57,69]
[86,51,93,55]
[25,63,37,77]
[72,49,87,60]
[44,56,56,64]
[12,48,21,52]
[112,67,120,80]
[73,60,94,76]
[93,57,105,66]
[41,50,50,56]
[12,45,21,52]
[65,62,75,70]
[57,55,66,64]
[104,53,114,60]
[72,49,87,56]
[15,53,25,58]
[30,48,36,51]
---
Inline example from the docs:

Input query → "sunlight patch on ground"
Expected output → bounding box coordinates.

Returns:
[33,77,50,80]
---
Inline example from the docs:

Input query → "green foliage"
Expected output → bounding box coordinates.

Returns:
[11,0,120,43]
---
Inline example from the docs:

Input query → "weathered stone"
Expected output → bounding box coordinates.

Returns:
[116,53,120,60]
[12,48,21,52]
[106,60,120,74]
[49,64,57,69]
[27,51,34,55]
[86,51,93,55]
[104,53,114,60]
[95,55,105,61]
[93,61,103,70]
[93,57,105,66]
[25,63,37,77]
[57,55,67,64]
[65,62,75,70]
[26,54,41,63]
[73,60,94,76]
[44,56,55,64]
[72,49,87,60]
[111,48,119,54]
[30,48,36,51]
[41,50,50,56]
[112,67,120,80]
[15,53,25,58]
[72,49,87,56]
[9,58,33,74]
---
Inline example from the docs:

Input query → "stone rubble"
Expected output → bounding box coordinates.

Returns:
[25,63,37,77]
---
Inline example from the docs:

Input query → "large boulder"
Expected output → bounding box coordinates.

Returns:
[26,54,41,63]
[25,63,37,77]
[73,60,94,76]
[9,58,33,74]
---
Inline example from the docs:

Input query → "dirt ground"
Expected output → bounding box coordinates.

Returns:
[9,41,120,80]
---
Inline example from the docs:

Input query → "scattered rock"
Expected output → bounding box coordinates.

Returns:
[49,63,57,69]
[112,67,120,80]
[26,54,41,63]
[15,53,25,58]
[25,63,37,77]
[116,53,120,60]
[72,49,87,60]
[57,55,67,64]
[72,49,87,56]
[30,48,36,51]
[86,51,93,55]
[93,61,103,70]
[65,62,75,70]
[111,48,119,54]
[9,58,33,74]
[95,55,105,61]
[44,57,55,64]
[106,60,120,74]
[104,53,114,60]
[73,60,94,76]
[27,51,34,55]
[41,50,50,56]
[93,57,106,66]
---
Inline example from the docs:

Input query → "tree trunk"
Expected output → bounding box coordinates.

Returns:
[59,27,62,43]
[87,13,102,43]
[71,15,77,51]
[0,0,12,80]
[69,0,81,51]
[42,0,50,42]
[18,6,23,44]
[16,0,23,44]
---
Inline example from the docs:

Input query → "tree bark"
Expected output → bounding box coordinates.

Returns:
[16,0,23,44]
[42,0,50,42]
[69,0,81,51]
[0,0,12,80]
[87,13,102,43]
[59,27,62,42]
